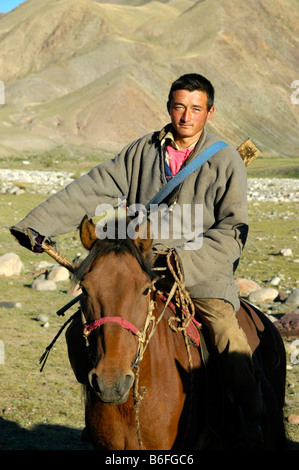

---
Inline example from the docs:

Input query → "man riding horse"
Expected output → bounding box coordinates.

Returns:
[11,73,264,448]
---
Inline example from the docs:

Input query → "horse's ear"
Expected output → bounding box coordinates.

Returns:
[79,215,98,250]
[134,219,152,254]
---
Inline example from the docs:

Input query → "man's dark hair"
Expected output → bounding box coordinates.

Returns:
[167,73,214,112]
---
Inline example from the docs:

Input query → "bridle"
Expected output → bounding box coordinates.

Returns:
[81,281,178,369]
[82,311,151,369]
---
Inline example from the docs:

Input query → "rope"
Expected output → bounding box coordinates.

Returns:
[39,312,77,372]
[136,285,177,363]
[163,249,196,368]
[133,367,147,450]
[132,247,197,448]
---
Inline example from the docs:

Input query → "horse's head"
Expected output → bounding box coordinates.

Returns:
[75,216,156,404]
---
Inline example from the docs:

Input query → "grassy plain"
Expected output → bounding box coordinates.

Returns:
[0,158,298,449]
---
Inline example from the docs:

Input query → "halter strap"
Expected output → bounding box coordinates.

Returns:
[83,316,141,339]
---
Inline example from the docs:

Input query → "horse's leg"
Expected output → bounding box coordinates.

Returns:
[238,301,288,449]
[254,322,287,448]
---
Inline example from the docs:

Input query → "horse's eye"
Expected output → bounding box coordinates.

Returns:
[142,287,150,296]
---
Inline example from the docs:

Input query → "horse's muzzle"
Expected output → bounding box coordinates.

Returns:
[88,369,135,404]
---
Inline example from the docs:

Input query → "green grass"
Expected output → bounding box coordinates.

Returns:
[246,156,299,179]
[238,201,299,291]
[1,147,298,179]
[0,191,91,450]
[0,144,114,174]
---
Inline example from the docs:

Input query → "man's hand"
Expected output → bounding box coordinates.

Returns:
[10,227,45,253]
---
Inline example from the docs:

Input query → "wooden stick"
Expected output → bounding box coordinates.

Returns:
[41,241,75,273]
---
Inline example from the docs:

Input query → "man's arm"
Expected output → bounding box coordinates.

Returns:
[10,144,133,251]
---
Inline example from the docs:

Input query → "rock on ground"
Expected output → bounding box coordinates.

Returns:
[280,248,293,257]
[31,278,56,291]
[0,252,23,277]
[247,287,279,304]
[0,301,21,308]
[36,314,49,323]
[235,278,261,296]
[287,414,299,425]
[47,265,70,282]
[274,313,299,339]
[285,289,299,307]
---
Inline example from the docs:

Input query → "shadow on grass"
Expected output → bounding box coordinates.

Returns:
[0,417,93,450]
[1,415,299,451]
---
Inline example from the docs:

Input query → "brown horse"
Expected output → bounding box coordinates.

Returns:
[66,215,287,450]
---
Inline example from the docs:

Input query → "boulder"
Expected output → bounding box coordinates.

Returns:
[280,248,293,257]
[270,276,281,286]
[31,279,56,291]
[47,265,70,282]
[247,287,279,304]
[235,278,261,296]
[288,414,299,425]
[0,301,21,308]
[35,314,50,328]
[285,289,299,307]
[37,261,54,269]
[36,314,49,323]
[0,252,23,277]
[274,313,299,338]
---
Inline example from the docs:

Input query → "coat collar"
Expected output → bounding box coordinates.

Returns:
[158,123,207,154]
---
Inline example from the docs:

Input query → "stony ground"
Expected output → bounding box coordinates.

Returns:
[1,168,299,201]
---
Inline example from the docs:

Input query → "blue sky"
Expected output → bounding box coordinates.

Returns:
[0,0,27,13]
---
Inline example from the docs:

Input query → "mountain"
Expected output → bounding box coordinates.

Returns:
[0,0,298,162]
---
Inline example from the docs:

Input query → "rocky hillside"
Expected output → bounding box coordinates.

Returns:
[0,0,298,159]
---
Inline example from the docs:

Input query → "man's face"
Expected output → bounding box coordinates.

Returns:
[168,89,214,146]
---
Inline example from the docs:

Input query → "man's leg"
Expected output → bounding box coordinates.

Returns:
[193,298,264,446]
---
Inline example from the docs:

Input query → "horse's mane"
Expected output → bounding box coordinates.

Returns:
[74,235,156,283]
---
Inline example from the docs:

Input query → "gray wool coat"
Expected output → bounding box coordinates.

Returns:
[11,125,248,311]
